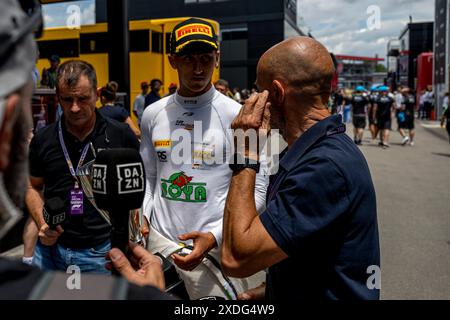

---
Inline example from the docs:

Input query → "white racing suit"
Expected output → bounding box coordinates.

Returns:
[140,86,268,299]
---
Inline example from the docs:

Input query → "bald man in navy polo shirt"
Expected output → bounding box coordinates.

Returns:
[221,36,380,300]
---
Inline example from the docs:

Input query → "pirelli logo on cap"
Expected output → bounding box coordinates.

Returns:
[154,140,172,148]
[176,24,213,41]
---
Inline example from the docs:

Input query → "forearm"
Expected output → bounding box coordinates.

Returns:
[126,117,141,139]
[26,186,45,228]
[223,168,259,260]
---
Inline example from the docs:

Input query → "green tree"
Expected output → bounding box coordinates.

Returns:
[375,64,387,72]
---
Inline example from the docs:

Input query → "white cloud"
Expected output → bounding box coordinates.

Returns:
[81,3,95,25]
[44,14,54,24]
[299,0,434,63]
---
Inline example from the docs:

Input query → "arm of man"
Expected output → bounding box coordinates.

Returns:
[139,111,157,230]
[27,134,63,246]
[26,176,45,228]
[26,176,63,246]
[220,92,287,277]
[125,117,141,140]
[132,98,140,119]
[221,168,287,278]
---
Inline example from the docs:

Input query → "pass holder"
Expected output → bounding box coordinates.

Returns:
[70,181,84,216]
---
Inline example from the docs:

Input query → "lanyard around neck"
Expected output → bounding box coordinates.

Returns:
[58,120,91,184]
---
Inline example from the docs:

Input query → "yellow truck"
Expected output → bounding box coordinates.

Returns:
[36,17,220,123]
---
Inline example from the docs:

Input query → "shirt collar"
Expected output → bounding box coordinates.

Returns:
[174,85,216,109]
[60,109,107,144]
[279,114,344,171]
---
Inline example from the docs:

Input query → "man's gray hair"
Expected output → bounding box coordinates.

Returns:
[56,60,98,93]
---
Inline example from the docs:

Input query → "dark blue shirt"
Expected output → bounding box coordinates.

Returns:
[144,91,161,108]
[260,115,380,300]
[98,104,130,123]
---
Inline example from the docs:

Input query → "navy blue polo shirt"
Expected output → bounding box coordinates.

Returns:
[260,115,380,300]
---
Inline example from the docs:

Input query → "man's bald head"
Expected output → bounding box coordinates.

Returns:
[257,36,335,98]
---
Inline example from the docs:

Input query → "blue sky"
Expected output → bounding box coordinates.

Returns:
[43,0,435,62]
[299,0,435,61]
[43,0,95,28]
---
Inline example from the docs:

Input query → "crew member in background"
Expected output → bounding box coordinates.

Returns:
[368,87,379,142]
[144,78,163,107]
[167,83,178,96]
[351,86,368,145]
[440,100,450,143]
[214,79,234,99]
[398,87,416,146]
[40,54,60,89]
[133,81,149,126]
[99,81,141,139]
[373,86,394,148]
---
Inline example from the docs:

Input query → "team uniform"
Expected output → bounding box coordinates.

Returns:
[351,94,368,129]
[368,93,378,125]
[375,95,394,130]
[140,86,268,299]
[400,94,415,130]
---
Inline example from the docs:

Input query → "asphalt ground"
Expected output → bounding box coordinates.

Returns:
[352,119,450,299]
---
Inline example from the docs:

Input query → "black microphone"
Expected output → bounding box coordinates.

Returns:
[92,148,146,264]
[43,197,66,230]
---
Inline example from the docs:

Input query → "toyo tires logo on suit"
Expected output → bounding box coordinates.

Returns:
[161,171,207,203]
[117,163,144,194]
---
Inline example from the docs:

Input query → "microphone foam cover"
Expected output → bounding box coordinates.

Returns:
[92,148,145,211]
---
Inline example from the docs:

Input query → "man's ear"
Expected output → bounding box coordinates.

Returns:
[168,55,177,69]
[0,94,20,171]
[271,80,285,106]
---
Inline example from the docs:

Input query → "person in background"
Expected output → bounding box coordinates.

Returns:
[418,90,426,119]
[440,101,450,143]
[32,51,40,88]
[144,78,162,107]
[398,87,416,146]
[350,86,368,145]
[168,83,178,95]
[233,87,242,103]
[133,81,149,126]
[343,89,352,124]
[368,87,380,143]
[99,81,141,139]
[214,79,230,96]
[40,54,60,89]
[240,88,251,102]
[373,86,395,148]
[423,85,434,120]
[442,92,448,113]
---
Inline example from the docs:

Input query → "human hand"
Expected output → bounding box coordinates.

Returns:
[108,241,165,290]
[231,91,271,132]
[231,91,271,160]
[238,282,266,300]
[38,223,63,246]
[132,209,149,239]
[171,231,217,271]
